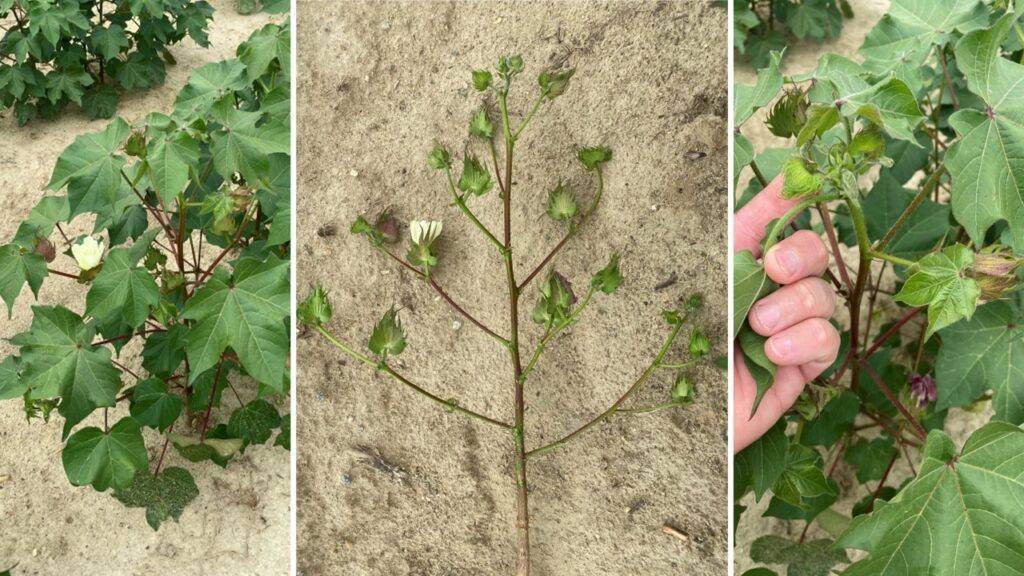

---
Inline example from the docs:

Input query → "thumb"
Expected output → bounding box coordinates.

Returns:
[734,174,801,256]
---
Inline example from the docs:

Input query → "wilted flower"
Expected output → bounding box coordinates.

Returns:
[71,236,104,271]
[410,220,443,247]
[34,237,55,263]
[909,373,936,408]
[375,211,400,244]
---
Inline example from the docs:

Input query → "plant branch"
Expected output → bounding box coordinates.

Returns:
[875,165,945,253]
[199,359,225,442]
[376,247,509,344]
[527,317,686,458]
[316,326,512,428]
[518,166,605,291]
[520,287,595,382]
[859,359,927,442]
[512,93,545,140]
[444,167,504,251]
[48,268,79,280]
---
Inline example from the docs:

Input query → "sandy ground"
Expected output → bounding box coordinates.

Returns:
[295,1,728,575]
[734,0,994,572]
[0,3,290,574]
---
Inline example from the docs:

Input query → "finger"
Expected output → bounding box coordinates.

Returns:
[734,174,801,256]
[748,277,837,337]
[763,229,830,285]
[734,358,807,453]
[800,357,837,383]
[764,318,840,367]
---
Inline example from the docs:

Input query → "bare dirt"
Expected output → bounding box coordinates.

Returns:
[734,0,994,572]
[295,1,728,575]
[0,3,290,574]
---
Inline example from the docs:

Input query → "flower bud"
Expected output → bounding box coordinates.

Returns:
[472,69,492,92]
[427,145,451,170]
[71,236,104,271]
[469,108,493,139]
[538,69,575,99]
[688,326,709,359]
[671,374,696,404]
[298,283,334,327]
[546,180,578,222]
[972,249,1020,277]
[577,146,612,171]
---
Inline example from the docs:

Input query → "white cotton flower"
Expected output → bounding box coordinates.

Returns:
[71,237,104,271]
[410,220,443,246]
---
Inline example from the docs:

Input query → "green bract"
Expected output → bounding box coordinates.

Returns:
[0,19,292,529]
[0,0,214,123]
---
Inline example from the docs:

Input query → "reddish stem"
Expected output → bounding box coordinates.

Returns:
[200,360,225,442]
[859,359,928,442]
[153,422,175,475]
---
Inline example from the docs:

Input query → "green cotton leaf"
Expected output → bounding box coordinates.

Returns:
[237,22,289,82]
[44,67,93,106]
[0,244,48,318]
[591,254,622,294]
[946,15,1024,250]
[783,0,840,41]
[838,423,1024,575]
[735,421,788,501]
[840,78,924,143]
[468,108,493,139]
[88,24,130,61]
[62,417,148,492]
[173,59,249,118]
[739,325,777,419]
[894,244,979,339]
[749,535,849,576]
[46,117,131,218]
[802,391,860,448]
[733,250,775,340]
[129,379,182,433]
[82,84,119,121]
[781,157,822,199]
[368,306,407,357]
[12,195,70,249]
[146,119,200,203]
[110,52,154,91]
[113,467,199,531]
[182,255,289,389]
[796,104,840,146]
[935,300,1024,423]
[275,418,290,449]
[141,324,187,378]
[764,479,840,523]
[28,0,88,45]
[862,171,950,262]
[0,356,26,400]
[457,155,493,196]
[772,443,833,508]
[228,399,281,448]
[735,50,783,127]
[170,432,242,467]
[128,0,164,18]
[734,133,754,187]
[844,437,897,483]
[859,0,988,71]
[85,248,160,329]
[12,306,123,437]
[210,104,290,187]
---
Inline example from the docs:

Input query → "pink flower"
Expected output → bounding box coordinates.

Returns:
[909,374,936,408]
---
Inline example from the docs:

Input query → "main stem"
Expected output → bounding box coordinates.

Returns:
[501,91,531,576]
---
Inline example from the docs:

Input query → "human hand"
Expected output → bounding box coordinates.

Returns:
[733,175,840,453]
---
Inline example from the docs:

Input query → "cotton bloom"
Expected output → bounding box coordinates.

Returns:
[909,373,937,408]
[71,237,104,271]
[410,220,442,247]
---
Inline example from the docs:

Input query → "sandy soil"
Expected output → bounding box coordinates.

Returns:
[0,3,290,574]
[295,1,728,575]
[734,0,994,572]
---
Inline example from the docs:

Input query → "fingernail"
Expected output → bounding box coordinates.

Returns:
[768,335,793,358]
[771,247,801,277]
[754,301,781,331]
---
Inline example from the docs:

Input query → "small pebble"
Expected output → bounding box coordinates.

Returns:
[650,204,659,212]
[349,169,359,177]
[340,473,352,485]
[452,320,463,331]
[380,21,391,30]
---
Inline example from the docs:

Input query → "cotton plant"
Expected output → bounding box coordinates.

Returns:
[301,54,720,575]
